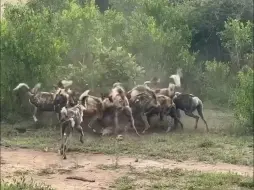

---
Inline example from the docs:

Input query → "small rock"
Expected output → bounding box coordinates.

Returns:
[134,158,138,162]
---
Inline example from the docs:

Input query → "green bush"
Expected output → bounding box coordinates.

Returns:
[231,67,253,132]
[201,60,234,105]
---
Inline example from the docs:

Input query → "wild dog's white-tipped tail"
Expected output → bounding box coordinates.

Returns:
[176,68,183,78]
[144,81,151,85]
[61,80,73,88]
[79,90,90,101]
[169,74,181,88]
[33,83,41,89]
[13,83,30,91]
[169,68,182,88]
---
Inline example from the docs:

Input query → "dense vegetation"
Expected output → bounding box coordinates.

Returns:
[1,0,253,132]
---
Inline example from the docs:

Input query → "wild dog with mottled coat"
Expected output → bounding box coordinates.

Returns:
[152,94,184,132]
[173,92,209,132]
[107,82,140,136]
[127,84,160,133]
[13,80,73,123]
[78,89,106,133]
[53,87,80,111]
[59,104,86,159]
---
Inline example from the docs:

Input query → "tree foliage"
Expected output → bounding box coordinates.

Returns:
[231,67,253,132]
[0,0,253,132]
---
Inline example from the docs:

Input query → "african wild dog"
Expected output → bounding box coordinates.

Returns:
[59,103,86,159]
[127,84,160,133]
[106,82,140,136]
[173,92,209,132]
[151,94,184,132]
[13,80,73,123]
[78,89,106,133]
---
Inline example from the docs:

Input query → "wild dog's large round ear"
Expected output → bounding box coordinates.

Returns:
[176,68,183,78]
[60,80,73,88]
[144,81,151,85]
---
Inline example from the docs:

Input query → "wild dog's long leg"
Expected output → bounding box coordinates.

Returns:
[184,111,199,129]
[123,106,140,136]
[141,113,151,134]
[114,111,120,135]
[166,107,183,132]
[75,125,84,143]
[54,112,61,130]
[197,105,209,132]
[166,117,184,132]
[176,109,181,118]
[97,117,108,132]
[63,124,73,160]
[165,115,173,132]
[33,107,38,122]
[88,115,99,133]
[56,112,61,121]
[60,121,67,155]
[159,111,164,121]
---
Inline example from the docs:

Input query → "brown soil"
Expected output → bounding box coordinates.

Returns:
[1,147,253,190]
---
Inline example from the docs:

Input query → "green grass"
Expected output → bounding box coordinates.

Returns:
[1,108,253,166]
[1,176,55,190]
[111,168,254,190]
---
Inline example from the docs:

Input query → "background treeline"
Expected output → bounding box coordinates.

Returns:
[1,0,253,132]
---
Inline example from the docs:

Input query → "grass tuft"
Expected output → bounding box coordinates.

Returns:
[113,168,253,190]
[1,176,55,190]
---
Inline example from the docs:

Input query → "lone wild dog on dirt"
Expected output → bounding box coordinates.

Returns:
[13,80,73,123]
[173,92,209,132]
[59,104,86,159]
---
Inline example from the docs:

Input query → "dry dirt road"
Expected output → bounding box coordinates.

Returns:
[1,147,253,190]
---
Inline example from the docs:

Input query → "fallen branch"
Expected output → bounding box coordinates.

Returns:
[66,176,95,182]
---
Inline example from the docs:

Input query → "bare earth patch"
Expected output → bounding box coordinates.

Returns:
[1,147,253,190]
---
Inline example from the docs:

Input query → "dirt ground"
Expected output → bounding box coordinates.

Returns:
[1,147,253,190]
